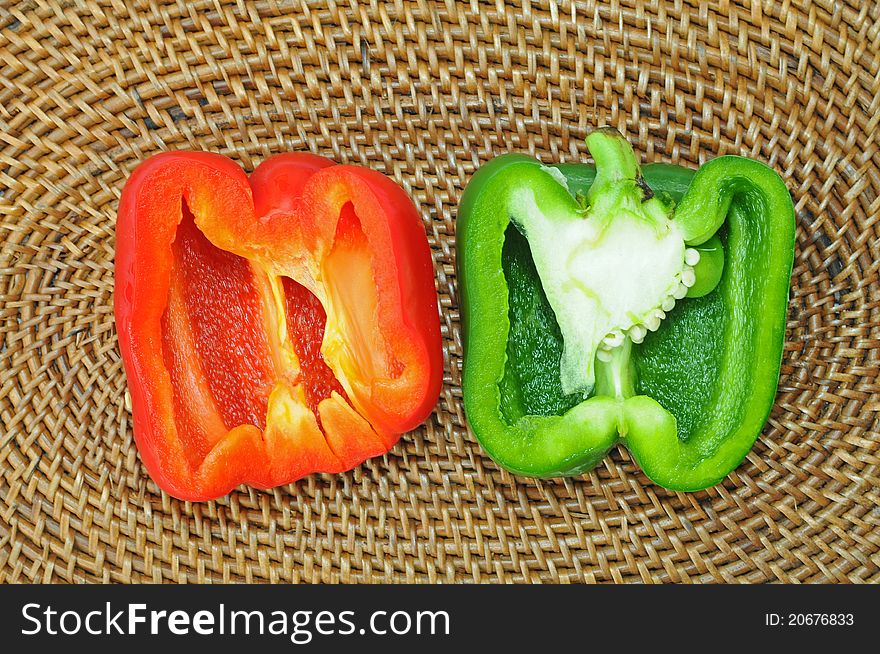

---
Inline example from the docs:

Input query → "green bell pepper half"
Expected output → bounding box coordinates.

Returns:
[457,129,795,491]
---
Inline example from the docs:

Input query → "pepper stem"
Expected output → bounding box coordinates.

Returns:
[585,127,640,207]
[594,340,636,400]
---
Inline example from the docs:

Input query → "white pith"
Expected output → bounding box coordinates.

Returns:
[511,185,700,397]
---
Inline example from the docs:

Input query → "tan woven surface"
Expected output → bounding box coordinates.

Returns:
[1,0,878,583]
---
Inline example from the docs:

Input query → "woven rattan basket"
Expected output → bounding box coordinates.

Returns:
[1,0,878,584]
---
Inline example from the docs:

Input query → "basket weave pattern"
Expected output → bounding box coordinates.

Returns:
[1,0,878,583]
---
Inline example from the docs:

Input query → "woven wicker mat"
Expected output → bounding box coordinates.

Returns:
[1,0,878,584]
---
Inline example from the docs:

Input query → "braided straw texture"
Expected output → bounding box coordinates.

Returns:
[1,0,878,584]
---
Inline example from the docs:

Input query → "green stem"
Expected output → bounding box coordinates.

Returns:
[585,127,640,206]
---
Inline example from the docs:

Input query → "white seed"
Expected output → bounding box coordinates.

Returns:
[681,268,696,288]
[596,347,613,362]
[652,308,666,327]
[662,296,676,312]
[645,313,661,332]
[629,324,647,344]
[685,248,701,266]
[603,329,624,348]
[673,282,689,299]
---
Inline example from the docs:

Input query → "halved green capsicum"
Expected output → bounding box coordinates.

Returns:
[457,128,795,491]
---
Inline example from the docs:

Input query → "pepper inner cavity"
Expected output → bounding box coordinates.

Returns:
[162,201,275,462]
[280,276,349,417]
[162,200,352,457]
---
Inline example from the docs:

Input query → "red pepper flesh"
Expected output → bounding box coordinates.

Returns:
[115,152,442,501]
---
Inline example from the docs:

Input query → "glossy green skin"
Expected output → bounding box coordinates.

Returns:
[458,154,795,491]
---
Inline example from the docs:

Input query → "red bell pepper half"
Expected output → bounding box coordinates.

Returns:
[115,151,443,501]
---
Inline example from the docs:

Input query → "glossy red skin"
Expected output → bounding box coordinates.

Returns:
[115,151,442,501]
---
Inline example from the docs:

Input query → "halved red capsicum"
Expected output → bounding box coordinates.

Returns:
[115,151,443,501]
